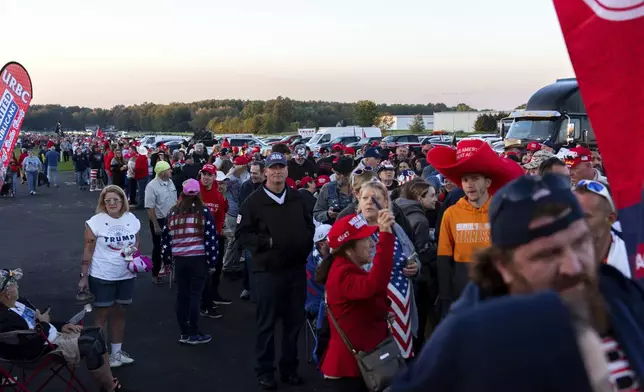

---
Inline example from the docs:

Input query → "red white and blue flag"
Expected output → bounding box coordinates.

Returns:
[387,237,413,358]
[0,62,33,188]
[553,0,644,278]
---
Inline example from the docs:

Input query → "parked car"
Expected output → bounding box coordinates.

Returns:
[346,136,383,149]
[317,135,362,152]
[381,134,421,149]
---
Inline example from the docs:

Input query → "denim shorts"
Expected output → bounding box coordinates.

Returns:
[88,276,135,307]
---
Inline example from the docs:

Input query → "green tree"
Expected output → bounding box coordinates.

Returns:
[515,103,527,110]
[408,114,426,133]
[376,113,395,132]
[353,100,378,127]
[456,103,475,112]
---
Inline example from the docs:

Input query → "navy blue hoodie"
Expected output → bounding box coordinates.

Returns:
[392,291,594,392]
[392,264,644,391]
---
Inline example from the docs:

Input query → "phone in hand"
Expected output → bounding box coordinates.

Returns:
[371,196,383,210]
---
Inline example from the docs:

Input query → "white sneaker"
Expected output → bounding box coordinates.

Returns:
[110,350,135,368]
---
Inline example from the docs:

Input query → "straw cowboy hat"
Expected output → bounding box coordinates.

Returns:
[426,139,524,195]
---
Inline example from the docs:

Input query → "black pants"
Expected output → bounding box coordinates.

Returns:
[128,178,137,204]
[175,256,207,336]
[325,378,368,392]
[201,236,226,309]
[413,281,431,355]
[63,150,70,162]
[254,265,306,378]
[149,218,166,277]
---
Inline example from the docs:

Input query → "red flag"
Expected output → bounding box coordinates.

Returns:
[553,0,643,277]
[96,127,104,138]
[0,62,33,188]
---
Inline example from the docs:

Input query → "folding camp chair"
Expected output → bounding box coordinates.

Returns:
[304,311,317,364]
[0,326,88,392]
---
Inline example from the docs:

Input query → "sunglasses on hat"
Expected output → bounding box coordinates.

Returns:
[490,174,571,223]
[576,180,615,213]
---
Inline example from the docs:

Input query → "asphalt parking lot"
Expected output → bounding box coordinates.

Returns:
[0,171,329,391]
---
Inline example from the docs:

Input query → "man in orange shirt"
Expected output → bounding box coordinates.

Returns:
[427,139,523,318]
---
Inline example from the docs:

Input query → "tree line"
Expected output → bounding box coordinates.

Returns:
[23,97,485,135]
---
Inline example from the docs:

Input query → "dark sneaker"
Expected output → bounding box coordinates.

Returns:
[200,308,222,319]
[280,374,303,386]
[213,295,232,305]
[257,377,278,391]
[186,334,212,345]
[239,290,250,301]
[178,335,189,344]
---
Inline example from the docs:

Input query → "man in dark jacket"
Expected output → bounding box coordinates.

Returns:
[287,144,317,183]
[394,174,644,392]
[238,160,265,300]
[236,152,315,390]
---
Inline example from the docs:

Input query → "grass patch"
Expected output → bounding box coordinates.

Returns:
[59,160,74,171]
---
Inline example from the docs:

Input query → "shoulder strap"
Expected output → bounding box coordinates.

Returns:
[324,294,357,355]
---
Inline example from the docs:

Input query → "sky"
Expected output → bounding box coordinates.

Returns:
[2,0,575,110]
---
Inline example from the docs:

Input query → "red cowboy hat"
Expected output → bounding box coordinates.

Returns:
[426,139,523,195]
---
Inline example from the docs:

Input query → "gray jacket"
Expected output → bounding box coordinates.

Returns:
[312,181,352,224]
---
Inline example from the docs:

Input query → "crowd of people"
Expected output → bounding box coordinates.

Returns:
[1,130,642,392]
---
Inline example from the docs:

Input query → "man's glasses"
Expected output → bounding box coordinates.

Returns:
[490,174,572,223]
[104,198,122,205]
[576,180,615,212]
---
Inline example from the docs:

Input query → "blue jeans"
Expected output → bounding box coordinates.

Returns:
[137,176,148,206]
[47,166,58,186]
[11,173,17,194]
[26,171,37,193]
[75,171,84,187]
[175,255,208,336]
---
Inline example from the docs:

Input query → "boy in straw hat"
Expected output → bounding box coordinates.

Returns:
[426,139,523,318]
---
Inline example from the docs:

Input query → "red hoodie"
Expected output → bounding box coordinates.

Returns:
[200,183,228,234]
[103,150,114,176]
[134,154,149,180]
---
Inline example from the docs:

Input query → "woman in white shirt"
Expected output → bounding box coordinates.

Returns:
[78,185,141,368]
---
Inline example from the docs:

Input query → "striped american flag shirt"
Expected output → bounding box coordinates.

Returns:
[161,207,218,266]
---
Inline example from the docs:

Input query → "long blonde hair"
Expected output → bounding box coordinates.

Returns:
[95,185,129,216]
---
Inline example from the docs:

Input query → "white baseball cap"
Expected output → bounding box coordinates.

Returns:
[314,224,332,243]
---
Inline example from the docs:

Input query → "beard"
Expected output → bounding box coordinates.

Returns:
[508,268,609,335]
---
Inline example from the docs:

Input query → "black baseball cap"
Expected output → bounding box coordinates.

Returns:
[490,174,584,249]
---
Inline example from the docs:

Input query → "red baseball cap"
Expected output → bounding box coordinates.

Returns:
[201,164,217,175]
[286,177,297,189]
[299,176,314,188]
[344,147,355,155]
[315,175,330,188]
[328,214,378,251]
[564,147,592,168]
[234,156,249,166]
[332,143,344,152]
[526,142,541,152]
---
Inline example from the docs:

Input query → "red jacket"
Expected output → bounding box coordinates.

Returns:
[134,154,149,180]
[320,231,394,378]
[200,183,228,234]
[103,150,114,176]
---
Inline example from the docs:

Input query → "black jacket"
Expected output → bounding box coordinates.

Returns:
[0,298,64,360]
[298,188,317,217]
[239,179,262,207]
[287,159,317,182]
[236,186,315,272]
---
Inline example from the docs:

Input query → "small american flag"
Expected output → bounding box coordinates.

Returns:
[387,237,413,359]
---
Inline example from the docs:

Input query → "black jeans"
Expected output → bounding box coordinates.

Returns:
[325,378,368,392]
[254,265,306,378]
[149,218,166,277]
[128,178,137,204]
[175,255,208,336]
[201,236,226,309]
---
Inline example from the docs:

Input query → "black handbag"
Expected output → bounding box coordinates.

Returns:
[326,303,405,392]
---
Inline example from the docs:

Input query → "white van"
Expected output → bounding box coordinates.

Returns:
[306,127,381,151]
[139,135,188,149]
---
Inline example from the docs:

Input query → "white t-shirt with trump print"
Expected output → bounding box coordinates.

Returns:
[86,212,141,281]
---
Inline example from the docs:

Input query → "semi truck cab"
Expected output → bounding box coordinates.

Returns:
[502,78,595,148]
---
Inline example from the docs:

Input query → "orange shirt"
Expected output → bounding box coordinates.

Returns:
[438,197,491,263]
